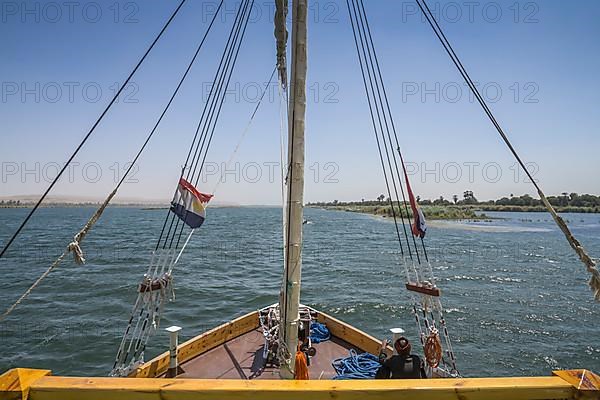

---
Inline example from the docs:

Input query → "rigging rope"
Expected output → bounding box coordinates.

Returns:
[356,0,429,263]
[0,0,188,261]
[175,0,255,248]
[157,0,254,251]
[113,0,256,375]
[345,0,406,260]
[352,0,421,264]
[346,0,459,376]
[0,189,116,322]
[415,0,600,300]
[0,1,224,323]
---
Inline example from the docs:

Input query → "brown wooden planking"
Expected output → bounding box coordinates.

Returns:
[132,311,259,378]
[134,307,398,378]
[316,311,389,357]
[177,328,357,380]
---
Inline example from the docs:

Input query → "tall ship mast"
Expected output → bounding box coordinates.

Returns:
[279,0,307,379]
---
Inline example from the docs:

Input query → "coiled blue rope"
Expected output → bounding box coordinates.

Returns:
[332,349,381,379]
[309,322,331,343]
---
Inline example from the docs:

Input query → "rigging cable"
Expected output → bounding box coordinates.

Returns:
[113,0,255,370]
[351,0,420,264]
[0,0,188,261]
[346,0,459,375]
[155,0,249,250]
[345,0,406,259]
[415,0,600,300]
[0,0,224,323]
[356,0,429,263]
[157,0,254,250]
[175,0,256,248]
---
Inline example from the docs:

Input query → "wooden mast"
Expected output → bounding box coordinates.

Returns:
[280,0,307,379]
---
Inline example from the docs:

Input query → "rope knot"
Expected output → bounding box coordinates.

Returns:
[68,241,86,265]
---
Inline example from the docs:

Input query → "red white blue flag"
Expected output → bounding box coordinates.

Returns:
[170,178,213,229]
[402,167,427,238]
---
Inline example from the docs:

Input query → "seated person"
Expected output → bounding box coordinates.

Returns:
[375,337,427,379]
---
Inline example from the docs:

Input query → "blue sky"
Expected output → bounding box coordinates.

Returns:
[1,0,599,205]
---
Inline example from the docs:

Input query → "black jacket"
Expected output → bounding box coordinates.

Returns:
[375,354,427,379]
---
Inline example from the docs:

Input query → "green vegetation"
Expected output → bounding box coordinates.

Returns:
[308,202,488,220]
[308,192,600,220]
[418,191,600,211]
[0,200,21,208]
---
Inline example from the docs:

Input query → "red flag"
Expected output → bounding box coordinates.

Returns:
[403,168,427,238]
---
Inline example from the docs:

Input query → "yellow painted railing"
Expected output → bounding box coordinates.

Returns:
[1,368,598,400]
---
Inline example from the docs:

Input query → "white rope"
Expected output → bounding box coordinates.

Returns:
[538,190,600,300]
[0,189,117,322]
[113,233,192,377]
[173,230,195,267]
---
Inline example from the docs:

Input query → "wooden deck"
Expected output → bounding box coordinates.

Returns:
[175,328,358,379]
[2,306,599,398]
[131,306,390,380]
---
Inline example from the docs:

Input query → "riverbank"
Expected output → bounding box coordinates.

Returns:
[309,204,491,221]
[470,204,600,213]
[309,201,600,220]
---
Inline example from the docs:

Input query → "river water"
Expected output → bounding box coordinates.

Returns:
[1,207,598,376]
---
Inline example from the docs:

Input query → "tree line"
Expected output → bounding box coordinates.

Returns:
[308,192,600,209]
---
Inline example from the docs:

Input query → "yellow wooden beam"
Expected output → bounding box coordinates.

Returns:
[27,376,577,400]
[0,368,51,400]
[553,369,600,392]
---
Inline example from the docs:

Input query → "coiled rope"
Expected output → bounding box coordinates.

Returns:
[309,322,330,343]
[332,350,381,380]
